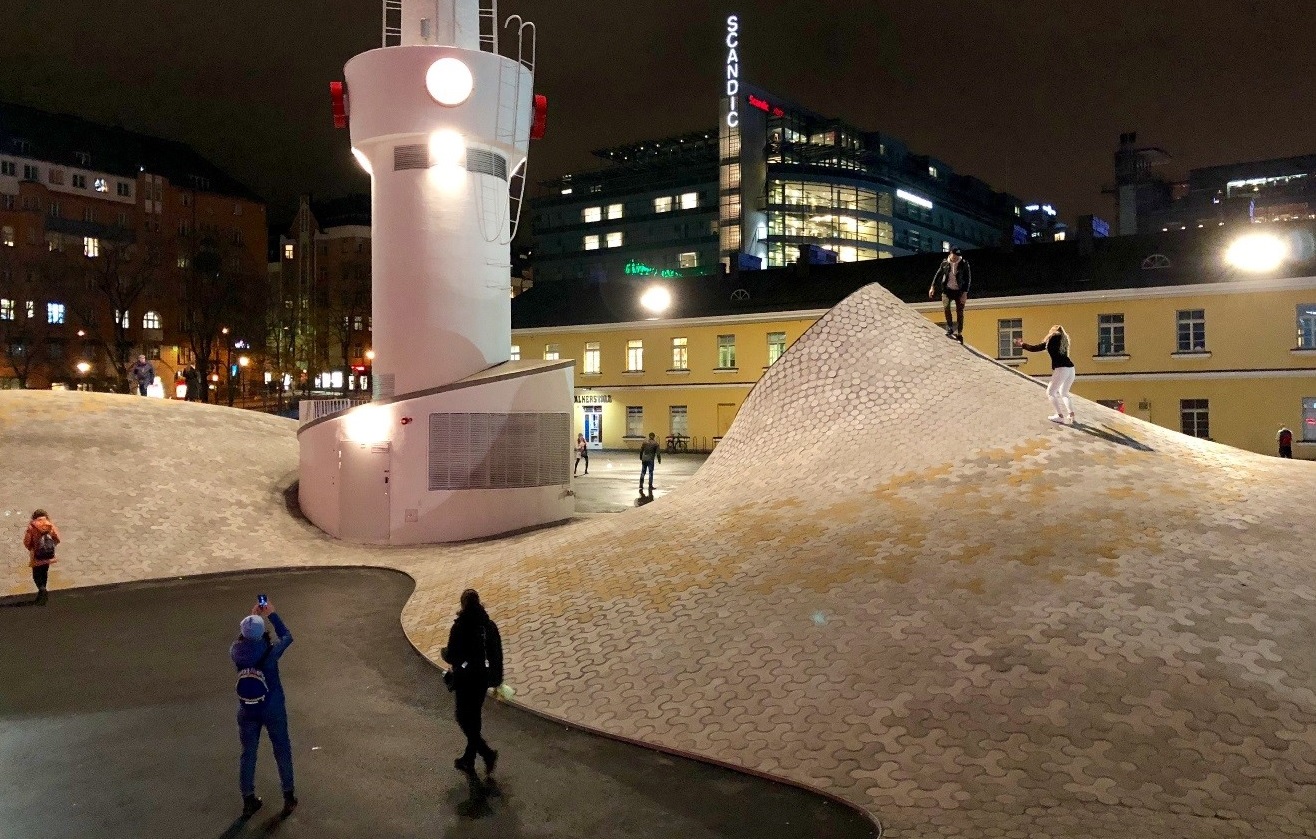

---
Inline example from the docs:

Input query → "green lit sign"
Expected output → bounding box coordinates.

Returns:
[625,260,683,278]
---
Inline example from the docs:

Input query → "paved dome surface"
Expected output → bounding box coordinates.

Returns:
[4,282,1314,837]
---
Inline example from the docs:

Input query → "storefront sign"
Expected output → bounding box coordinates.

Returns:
[575,394,612,404]
[747,94,784,118]
[725,15,740,128]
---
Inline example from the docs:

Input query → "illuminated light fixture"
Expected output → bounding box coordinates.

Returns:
[1225,232,1287,272]
[351,148,373,176]
[639,285,672,315]
[896,189,933,210]
[429,130,466,169]
[425,57,473,106]
[76,361,90,374]
[343,404,393,443]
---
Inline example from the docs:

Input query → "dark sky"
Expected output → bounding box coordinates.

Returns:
[4,1,1314,226]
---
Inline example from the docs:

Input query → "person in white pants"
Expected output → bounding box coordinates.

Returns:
[1016,325,1076,423]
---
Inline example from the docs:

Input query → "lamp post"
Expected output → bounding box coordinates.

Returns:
[365,349,375,396]
[238,355,250,406]
[76,361,90,392]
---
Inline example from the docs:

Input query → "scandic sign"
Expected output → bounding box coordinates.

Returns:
[725,15,740,128]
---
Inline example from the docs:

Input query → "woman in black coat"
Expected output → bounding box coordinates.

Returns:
[442,589,504,774]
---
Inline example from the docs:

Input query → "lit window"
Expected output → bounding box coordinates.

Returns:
[767,332,787,365]
[283,243,294,260]
[1098,314,1125,356]
[177,255,190,269]
[26,300,35,319]
[83,237,100,258]
[582,206,602,223]
[717,334,736,368]
[607,203,623,220]
[94,178,108,193]
[46,303,65,324]
[509,344,520,361]
[626,406,644,437]
[142,311,161,329]
[115,309,129,328]
[680,192,699,210]
[929,165,938,178]
[997,319,1023,359]
[1,225,12,247]
[0,299,13,321]
[626,339,643,372]
[583,235,600,251]
[1176,309,1206,352]
[678,252,698,269]
[670,405,688,437]
[606,232,624,248]
[654,196,673,214]
[1180,399,1210,439]
[1296,305,1316,350]
[671,337,688,370]
[544,343,560,361]
[583,341,601,374]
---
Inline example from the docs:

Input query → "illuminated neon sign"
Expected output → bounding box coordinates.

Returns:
[725,15,740,128]
[625,260,682,278]
[896,189,933,210]
[747,94,785,118]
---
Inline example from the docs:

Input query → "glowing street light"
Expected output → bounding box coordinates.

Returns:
[76,361,90,374]
[1225,232,1287,272]
[640,285,672,316]
[365,350,375,361]
[238,355,250,368]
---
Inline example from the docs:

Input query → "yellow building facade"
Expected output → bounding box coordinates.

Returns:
[513,274,1316,458]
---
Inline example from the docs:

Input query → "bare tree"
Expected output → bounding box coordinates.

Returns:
[182,238,265,404]
[324,256,371,395]
[0,254,51,388]
[62,240,165,392]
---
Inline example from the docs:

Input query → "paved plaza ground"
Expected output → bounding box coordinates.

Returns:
[0,568,869,839]
[2,281,1315,837]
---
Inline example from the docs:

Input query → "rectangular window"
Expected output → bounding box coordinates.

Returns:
[607,203,624,220]
[0,299,14,321]
[583,234,600,251]
[671,337,688,370]
[626,406,644,438]
[142,311,161,329]
[116,181,132,198]
[0,160,14,176]
[606,231,624,248]
[177,255,189,269]
[26,300,35,319]
[115,308,129,328]
[767,331,787,365]
[626,339,644,371]
[654,196,673,214]
[997,318,1023,358]
[71,174,87,189]
[1304,397,1316,442]
[680,192,699,210]
[93,177,108,193]
[1297,304,1316,350]
[543,343,560,361]
[583,341,601,374]
[48,168,64,186]
[1,225,12,247]
[717,334,736,368]
[83,237,99,258]
[1176,309,1206,352]
[670,405,688,437]
[23,164,39,181]
[509,344,520,361]
[48,201,60,218]
[283,243,295,260]
[1180,399,1210,439]
[1097,314,1125,356]
[678,251,698,269]
[582,206,602,223]
[46,303,65,324]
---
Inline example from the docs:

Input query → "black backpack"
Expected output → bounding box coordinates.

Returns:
[34,532,56,561]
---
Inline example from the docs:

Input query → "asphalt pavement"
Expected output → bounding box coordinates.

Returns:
[571,451,708,514]
[0,568,877,839]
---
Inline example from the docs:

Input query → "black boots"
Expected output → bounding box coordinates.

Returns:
[484,750,498,775]
[241,795,263,818]
[281,790,298,817]
[34,589,47,606]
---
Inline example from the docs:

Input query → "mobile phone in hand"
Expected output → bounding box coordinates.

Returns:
[257,594,268,608]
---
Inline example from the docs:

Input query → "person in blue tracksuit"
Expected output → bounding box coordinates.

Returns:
[230,602,297,819]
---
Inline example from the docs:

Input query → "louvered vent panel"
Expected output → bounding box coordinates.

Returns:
[465,149,508,181]
[429,413,570,490]
[374,374,395,399]
[393,144,430,170]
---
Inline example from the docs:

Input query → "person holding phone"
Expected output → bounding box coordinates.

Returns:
[230,597,297,819]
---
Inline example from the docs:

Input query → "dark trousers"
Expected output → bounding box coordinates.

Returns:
[31,564,48,591]
[238,706,295,796]
[574,453,588,474]
[639,461,655,490]
[1280,445,1293,458]
[455,684,494,764]
[136,382,148,396]
[942,292,966,335]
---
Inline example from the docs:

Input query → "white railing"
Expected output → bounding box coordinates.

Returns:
[299,398,370,425]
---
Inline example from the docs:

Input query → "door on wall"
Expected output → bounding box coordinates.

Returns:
[716,402,739,438]
[583,405,603,449]
[339,441,391,543]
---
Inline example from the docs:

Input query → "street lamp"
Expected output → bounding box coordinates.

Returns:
[238,355,250,404]
[76,360,90,391]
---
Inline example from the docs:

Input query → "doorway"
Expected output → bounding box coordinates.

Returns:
[583,405,603,449]
[717,402,738,438]
[338,441,391,543]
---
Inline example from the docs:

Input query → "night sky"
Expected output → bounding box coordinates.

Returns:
[3,1,1314,227]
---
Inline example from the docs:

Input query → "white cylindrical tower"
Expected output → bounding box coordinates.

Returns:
[346,0,532,398]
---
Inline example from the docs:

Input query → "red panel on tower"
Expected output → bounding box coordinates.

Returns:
[330,81,348,129]
[530,94,548,140]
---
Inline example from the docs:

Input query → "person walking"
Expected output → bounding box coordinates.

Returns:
[231,600,297,819]
[1015,325,1076,424]
[928,247,972,342]
[442,589,503,776]
[639,432,662,495]
[129,354,154,397]
[21,509,60,605]
[574,433,589,476]
[183,365,200,401]
[1277,425,1294,458]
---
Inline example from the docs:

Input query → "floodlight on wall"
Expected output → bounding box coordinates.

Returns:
[640,285,672,315]
[351,148,373,176]
[425,57,473,106]
[1225,233,1287,272]
[343,404,392,444]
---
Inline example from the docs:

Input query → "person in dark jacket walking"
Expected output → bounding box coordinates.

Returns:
[442,589,503,775]
[1277,426,1294,458]
[1016,325,1076,424]
[928,248,972,341]
[639,432,662,495]
[230,601,297,819]
[129,354,154,396]
[21,509,60,605]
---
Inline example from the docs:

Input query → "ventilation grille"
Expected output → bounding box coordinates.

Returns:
[393,144,430,170]
[429,413,571,490]
[374,373,395,399]
[465,149,508,181]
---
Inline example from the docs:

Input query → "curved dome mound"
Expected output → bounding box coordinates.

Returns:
[6,282,1316,838]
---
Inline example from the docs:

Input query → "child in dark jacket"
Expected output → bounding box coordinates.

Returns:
[21,509,60,605]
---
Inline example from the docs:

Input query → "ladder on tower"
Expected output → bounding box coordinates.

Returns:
[478,0,498,53]
[382,0,402,46]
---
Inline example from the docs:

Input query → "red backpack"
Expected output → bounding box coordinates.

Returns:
[1280,429,1293,446]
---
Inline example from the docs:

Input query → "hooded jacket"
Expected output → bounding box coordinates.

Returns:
[22,517,60,568]
[230,612,294,713]
[931,257,973,296]
[442,604,503,690]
